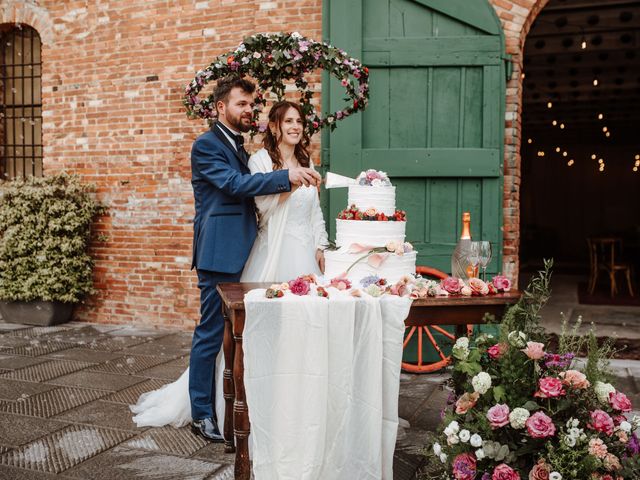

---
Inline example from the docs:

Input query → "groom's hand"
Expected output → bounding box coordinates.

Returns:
[288,167,321,187]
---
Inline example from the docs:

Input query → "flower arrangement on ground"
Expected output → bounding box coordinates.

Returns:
[424,261,640,479]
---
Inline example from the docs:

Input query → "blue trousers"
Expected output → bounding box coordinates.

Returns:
[189,268,241,420]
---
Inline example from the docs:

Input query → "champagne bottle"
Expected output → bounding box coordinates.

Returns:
[451,212,473,279]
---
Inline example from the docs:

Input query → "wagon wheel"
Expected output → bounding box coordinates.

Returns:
[401,266,474,373]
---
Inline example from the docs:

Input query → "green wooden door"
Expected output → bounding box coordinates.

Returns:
[322,0,506,275]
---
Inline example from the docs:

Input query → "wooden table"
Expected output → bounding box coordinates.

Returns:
[217,282,521,479]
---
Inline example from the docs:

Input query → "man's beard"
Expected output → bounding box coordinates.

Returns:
[226,111,251,133]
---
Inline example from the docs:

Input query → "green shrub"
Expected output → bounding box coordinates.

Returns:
[0,173,105,303]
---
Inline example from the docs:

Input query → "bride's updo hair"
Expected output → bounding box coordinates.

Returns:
[263,101,311,170]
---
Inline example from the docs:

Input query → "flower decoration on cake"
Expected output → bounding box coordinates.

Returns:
[356,169,391,186]
[337,205,406,221]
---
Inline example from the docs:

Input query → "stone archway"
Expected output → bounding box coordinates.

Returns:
[0,0,54,45]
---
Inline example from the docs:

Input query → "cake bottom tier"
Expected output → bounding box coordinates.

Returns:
[324,250,417,284]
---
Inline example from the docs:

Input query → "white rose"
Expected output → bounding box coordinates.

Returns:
[509,407,530,429]
[439,453,448,463]
[432,442,442,456]
[563,435,576,447]
[507,330,527,348]
[619,421,632,433]
[472,372,492,394]
[447,421,460,434]
[550,473,562,480]
[475,448,485,460]
[458,429,470,443]
[447,434,459,445]
[371,178,383,187]
[461,286,472,296]
[470,434,483,447]
[594,381,616,404]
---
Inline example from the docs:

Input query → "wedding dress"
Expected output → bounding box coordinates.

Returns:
[130,148,328,428]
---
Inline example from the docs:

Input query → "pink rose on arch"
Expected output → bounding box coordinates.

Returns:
[525,411,556,438]
[487,404,510,429]
[522,341,545,360]
[468,277,489,296]
[528,459,550,480]
[492,275,512,292]
[487,343,507,359]
[588,409,615,436]
[559,369,590,389]
[288,278,310,296]
[452,452,477,480]
[455,391,480,414]
[534,377,565,398]
[441,276,463,295]
[492,463,521,480]
[609,391,632,412]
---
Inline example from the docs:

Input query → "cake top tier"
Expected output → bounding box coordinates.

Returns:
[356,169,392,187]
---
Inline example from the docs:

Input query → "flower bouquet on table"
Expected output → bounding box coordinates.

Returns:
[424,261,640,480]
[411,274,512,299]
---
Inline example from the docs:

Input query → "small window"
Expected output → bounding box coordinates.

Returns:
[0,24,42,180]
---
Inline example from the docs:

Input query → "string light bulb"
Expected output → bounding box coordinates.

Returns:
[568,160,574,166]
[521,72,525,79]
[598,113,604,120]
[581,37,587,49]
[606,132,611,137]
[635,154,639,160]
[634,166,638,172]
[591,154,597,160]
[552,120,558,126]
[598,159,604,164]
[527,138,533,144]
[560,123,565,129]
[562,151,568,157]
[603,126,608,132]
[593,78,599,86]
[547,101,553,109]
[555,147,561,152]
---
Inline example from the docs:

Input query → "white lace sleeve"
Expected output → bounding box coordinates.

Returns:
[248,149,280,225]
[310,166,329,250]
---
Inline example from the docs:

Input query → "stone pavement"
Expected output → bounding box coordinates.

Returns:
[0,313,638,479]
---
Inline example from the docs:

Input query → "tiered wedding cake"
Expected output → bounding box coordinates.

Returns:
[324,170,417,283]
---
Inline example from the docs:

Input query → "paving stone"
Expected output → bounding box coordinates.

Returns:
[55,400,139,432]
[0,424,132,474]
[138,356,189,380]
[104,378,168,404]
[3,341,77,357]
[124,426,208,456]
[207,464,235,479]
[0,387,107,418]
[0,355,47,370]
[0,465,65,479]
[191,442,234,465]
[63,445,220,479]
[0,336,31,350]
[2,326,72,338]
[49,371,147,392]
[106,326,172,338]
[0,323,30,333]
[121,340,190,359]
[0,379,55,402]
[0,413,66,448]
[82,335,152,352]
[87,354,172,375]
[46,347,123,364]
[0,360,91,383]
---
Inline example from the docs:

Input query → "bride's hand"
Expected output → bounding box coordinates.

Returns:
[315,249,325,274]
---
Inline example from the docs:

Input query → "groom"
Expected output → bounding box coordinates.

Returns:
[189,75,320,442]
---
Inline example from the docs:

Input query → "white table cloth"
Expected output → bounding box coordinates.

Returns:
[242,288,412,480]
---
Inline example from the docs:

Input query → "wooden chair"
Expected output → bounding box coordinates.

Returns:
[401,266,473,373]
[587,237,635,297]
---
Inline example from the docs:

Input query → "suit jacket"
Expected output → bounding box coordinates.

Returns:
[190,123,290,273]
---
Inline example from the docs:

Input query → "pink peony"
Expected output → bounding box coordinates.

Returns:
[452,452,477,480]
[603,453,621,471]
[468,277,489,296]
[487,404,511,428]
[589,409,615,435]
[522,341,545,360]
[492,463,521,480]
[534,377,565,398]
[528,459,550,480]
[488,343,507,359]
[455,391,480,414]
[559,369,590,389]
[588,438,609,459]
[288,278,310,296]
[492,275,512,292]
[441,276,463,294]
[525,411,556,438]
[609,391,632,412]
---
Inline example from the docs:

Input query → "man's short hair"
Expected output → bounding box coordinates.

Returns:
[213,75,256,106]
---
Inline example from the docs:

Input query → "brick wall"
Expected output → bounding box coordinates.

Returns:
[1,0,546,328]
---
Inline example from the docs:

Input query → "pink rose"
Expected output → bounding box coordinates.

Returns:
[559,369,590,389]
[488,343,507,359]
[487,404,510,428]
[603,453,621,471]
[468,277,489,296]
[528,459,550,480]
[588,438,608,459]
[492,275,512,292]
[534,377,565,398]
[525,411,556,438]
[492,463,521,480]
[441,276,462,294]
[609,391,632,412]
[589,409,615,435]
[455,391,480,414]
[452,452,477,480]
[522,341,545,360]
[288,278,310,296]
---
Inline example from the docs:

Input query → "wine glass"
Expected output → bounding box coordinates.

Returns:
[467,242,481,278]
[478,241,492,281]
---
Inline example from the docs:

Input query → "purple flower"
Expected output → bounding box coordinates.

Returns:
[628,433,640,455]
[482,474,491,480]
[360,275,380,288]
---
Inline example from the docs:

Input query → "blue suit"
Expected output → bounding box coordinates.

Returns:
[189,123,290,421]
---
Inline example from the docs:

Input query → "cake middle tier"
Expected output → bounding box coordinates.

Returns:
[347,185,396,216]
[335,219,406,248]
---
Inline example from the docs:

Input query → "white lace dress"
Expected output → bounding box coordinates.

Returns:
[130,148,328,428]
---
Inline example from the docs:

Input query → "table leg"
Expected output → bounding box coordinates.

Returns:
[222,306,235,453]
[232,309,250,480]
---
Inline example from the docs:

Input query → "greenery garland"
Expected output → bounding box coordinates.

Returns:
[184,32,370,137]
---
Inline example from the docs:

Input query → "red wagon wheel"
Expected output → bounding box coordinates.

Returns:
[401,266,474,373]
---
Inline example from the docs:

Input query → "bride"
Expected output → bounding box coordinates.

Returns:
[130,100,329,429]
